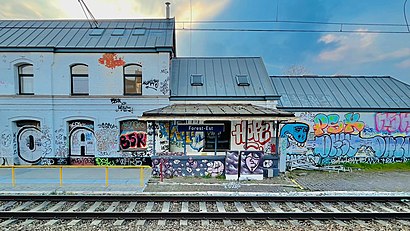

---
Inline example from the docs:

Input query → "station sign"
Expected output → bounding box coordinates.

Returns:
[177,124,225,132]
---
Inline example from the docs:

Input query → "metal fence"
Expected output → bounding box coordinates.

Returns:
[0,165,151,187]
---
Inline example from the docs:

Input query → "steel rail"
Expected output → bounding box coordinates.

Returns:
[0,195,409,202]
[0,211,409,220]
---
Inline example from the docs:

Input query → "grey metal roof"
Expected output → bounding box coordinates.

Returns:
[170,57,279,100]
[0,19,175,52]
[271,76,410,112]
[141,104,294,121]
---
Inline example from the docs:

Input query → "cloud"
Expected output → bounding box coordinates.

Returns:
[397,59,410,68]
[0,0,230,21]
[317,30,377,62]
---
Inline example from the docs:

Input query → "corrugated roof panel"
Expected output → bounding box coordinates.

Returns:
[0,28,15,44]
[296,78,319,107]
[204,59,216,96]
[194,59,207,96]
[271,76,409,110]
[47,29,71,46]
[114,29,132,47]
[363,78,391,108]
[236,59,253,96]
[280,78,303,107]
[337,78,367,108]
[291,78,312,107]
[56,28,80,47]
[374,78,406,107]
[171,57,276,98]
[0,19,174,50]
[19,28,44,47]
[274,81,291,105]
[322,78,351,108]
[213,59,227,96]
[66,29,89,47]
[2,28,28,46]
[353,78,382,107]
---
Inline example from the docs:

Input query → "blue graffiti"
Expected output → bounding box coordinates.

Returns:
[280,123,309,147]
[315,134,410,160]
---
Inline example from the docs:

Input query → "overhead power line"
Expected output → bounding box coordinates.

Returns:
[175,19,410,28]
[78,0,99,28]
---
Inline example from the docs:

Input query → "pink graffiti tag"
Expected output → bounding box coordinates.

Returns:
[375,113,410,133]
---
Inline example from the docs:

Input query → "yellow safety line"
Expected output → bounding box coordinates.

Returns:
[290,179,304,190]
[59,166,63,187]
[11,167,15,187]
[139,167,144,188]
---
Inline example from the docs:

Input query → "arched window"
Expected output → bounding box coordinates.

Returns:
[18,64,34,95]
[123,64,142,95]
[71,64,89,95]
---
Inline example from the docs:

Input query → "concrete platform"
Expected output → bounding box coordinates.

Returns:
[0,168,409,195]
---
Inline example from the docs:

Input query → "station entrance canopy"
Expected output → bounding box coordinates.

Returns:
[139,104,295,121]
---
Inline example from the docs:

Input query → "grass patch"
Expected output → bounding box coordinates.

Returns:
[343,161,410,171]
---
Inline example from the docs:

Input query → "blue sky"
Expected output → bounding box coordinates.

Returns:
[1,0,409,84]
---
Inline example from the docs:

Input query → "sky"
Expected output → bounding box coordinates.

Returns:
[1,0,409,84]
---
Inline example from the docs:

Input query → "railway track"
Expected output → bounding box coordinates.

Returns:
[0,195,409,229]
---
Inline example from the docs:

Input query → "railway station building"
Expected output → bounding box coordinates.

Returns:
[0,17,409,178]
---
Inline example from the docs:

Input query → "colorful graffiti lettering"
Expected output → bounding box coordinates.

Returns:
[169,124,204,152]
[120,132,147,150]
[232,121,272,151]
[95,157,115,166]
[313,113,365,136]
[375,113,410,133]
[315,134,410,161]
[98,53,125,69]
[280,123,309,148]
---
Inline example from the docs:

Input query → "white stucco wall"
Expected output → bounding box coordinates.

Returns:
[0,51,171,165]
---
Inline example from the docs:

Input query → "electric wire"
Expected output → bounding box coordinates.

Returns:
[404,0,410,32]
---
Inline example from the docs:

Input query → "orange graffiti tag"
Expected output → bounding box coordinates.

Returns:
[98,53,126,69]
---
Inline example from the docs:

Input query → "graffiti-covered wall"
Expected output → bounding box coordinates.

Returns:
[151,156,225,178]
[280,112,410,172]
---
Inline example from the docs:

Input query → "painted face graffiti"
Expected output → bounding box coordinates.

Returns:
[244,152,260,172]
[280,123,309,148]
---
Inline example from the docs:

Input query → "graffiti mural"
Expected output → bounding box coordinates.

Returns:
[69,121,95,156]
[232,121,272,151]
[280,123,309,148]
[151,156,225,178]
[95,123,118,156]
[98,53,125,69]
[240,151,264,175]
[375,112,410,133]
[281,112,410,169]
[313,113,365,136]
[17,126,52,164]
[120,120,147,151]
